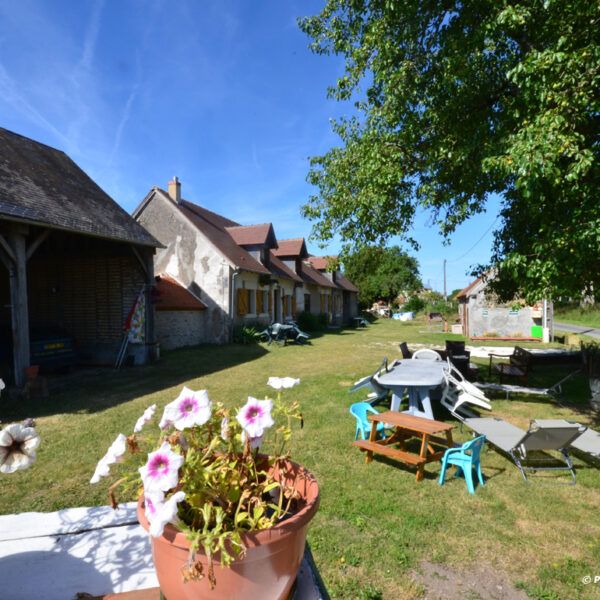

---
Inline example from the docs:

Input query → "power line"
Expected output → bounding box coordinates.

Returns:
[446,216,499,264]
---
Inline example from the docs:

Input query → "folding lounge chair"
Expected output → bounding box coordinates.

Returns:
[465,417,587,483]
[349,358,390,406]
[571,427,600,460]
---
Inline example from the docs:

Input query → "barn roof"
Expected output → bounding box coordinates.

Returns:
[0,127,159,247]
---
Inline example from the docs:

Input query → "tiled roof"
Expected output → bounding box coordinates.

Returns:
[0,127,159,247]
[225,223,277,248]
[300,262,337,288]
[336,275,359,293]
[154,274,207,311]
[269,252,303,283]
[273,238,308,258]
[308,255,337,271]
[456,278,483,298]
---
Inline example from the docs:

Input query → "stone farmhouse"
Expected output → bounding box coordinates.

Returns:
[133,178,359,348]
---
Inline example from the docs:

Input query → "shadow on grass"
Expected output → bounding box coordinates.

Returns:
[2,342,269,420]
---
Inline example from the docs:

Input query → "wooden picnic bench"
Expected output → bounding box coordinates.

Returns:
[353,412,455,481]
[488,346,532,384]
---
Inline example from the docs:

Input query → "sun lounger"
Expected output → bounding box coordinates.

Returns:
[350,358,390,405]
[571,428,600,460]
[465,417,587,483]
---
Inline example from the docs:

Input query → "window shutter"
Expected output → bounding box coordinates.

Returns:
[292,295,297,315]
[268,291,273,314]
[237,288,248,316]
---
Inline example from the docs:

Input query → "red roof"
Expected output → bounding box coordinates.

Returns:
[269,252,303,283]
[456,278,483,299]
[308,255,337,271]
[154,274,206,311]
[225,223,277,248]
[273,238,308,258]
[300,262,337,288]
[336,275,359,293]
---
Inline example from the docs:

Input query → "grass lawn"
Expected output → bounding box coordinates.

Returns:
[555,305,600,329]
[2,320,600,599]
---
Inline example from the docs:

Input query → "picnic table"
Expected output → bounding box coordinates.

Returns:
[376,360,446,420]
[353,411,455,481]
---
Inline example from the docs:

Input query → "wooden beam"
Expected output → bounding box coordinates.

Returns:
[130,245,149,277]
[0,233,15,263]
[8,231,30,386]
[26,229,50,260]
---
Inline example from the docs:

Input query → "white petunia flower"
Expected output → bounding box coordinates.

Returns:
[267,377,300,391]
[241,430,263,450]
[148,491,186,538]
[0,378,5,395]
[220,417,229,441]
[139,442,184,493]
[90,433,127,484]
[160,387,211,431]
[0,423,41,474]
[134,404,157,433]
[236,397,274,439]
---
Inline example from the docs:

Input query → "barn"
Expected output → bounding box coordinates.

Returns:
[0,127,160,386]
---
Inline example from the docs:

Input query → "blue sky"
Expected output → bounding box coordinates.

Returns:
[0,0,500,293]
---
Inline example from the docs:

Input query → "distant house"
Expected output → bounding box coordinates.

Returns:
[457,277,551,339]
[0,127,160,385]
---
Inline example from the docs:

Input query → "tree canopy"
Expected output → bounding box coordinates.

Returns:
[299,1,600,302]
[342,245,422,306]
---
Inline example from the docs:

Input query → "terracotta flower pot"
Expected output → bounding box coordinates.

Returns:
[137,459,320,600]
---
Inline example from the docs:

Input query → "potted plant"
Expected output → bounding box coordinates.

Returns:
[90,377,319,599]
[581,342,600,411]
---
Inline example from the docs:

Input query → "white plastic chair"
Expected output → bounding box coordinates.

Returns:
[411,348,442,361]
[440,361,492,421]
[349,357,390,405]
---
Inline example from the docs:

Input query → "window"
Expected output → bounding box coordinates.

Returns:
[249,289,256,315]
[304,294,311,313]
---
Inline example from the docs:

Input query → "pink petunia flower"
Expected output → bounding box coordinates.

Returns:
[148,491,186,538]
[134,404,157,433]
[90,433,127,484]
[267,377,300,391]
[139,442,184,492]
[236,397,274,439]
[160,387,211,431]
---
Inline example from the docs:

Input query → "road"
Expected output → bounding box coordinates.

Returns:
[555,322,600,340]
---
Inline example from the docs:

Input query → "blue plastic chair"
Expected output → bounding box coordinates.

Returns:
[349,402,387,441]
[439,435,486,494]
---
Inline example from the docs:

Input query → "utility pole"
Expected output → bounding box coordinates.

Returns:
[443,259,447,301]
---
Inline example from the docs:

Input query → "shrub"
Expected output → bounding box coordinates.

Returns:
[232,324,261,344]
[403,296,425,313]
[296,311,321,332]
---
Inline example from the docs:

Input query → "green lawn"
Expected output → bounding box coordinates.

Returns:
[2,320,600,599]
[555,305,600,329]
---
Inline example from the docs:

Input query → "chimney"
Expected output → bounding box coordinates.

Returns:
[168,176,181,203]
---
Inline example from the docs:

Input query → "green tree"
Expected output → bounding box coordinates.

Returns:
[299,1,600,303]
[342,245,422,306]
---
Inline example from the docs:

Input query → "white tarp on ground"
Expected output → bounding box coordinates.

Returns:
[0,503,325,600]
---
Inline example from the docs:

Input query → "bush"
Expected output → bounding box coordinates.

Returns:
[232,324,262,344]
[296,311,327,332]
[403,296,425,313]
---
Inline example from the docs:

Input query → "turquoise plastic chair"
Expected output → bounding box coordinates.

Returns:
[439,435,486,494]
[349,402,387,441]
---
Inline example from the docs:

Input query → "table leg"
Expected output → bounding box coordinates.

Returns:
[445,429,454,448]
[416,434,430,481]
[417,386,434,420]
[365,416,379,463]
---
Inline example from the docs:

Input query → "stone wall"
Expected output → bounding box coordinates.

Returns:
[156,311,205,350]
